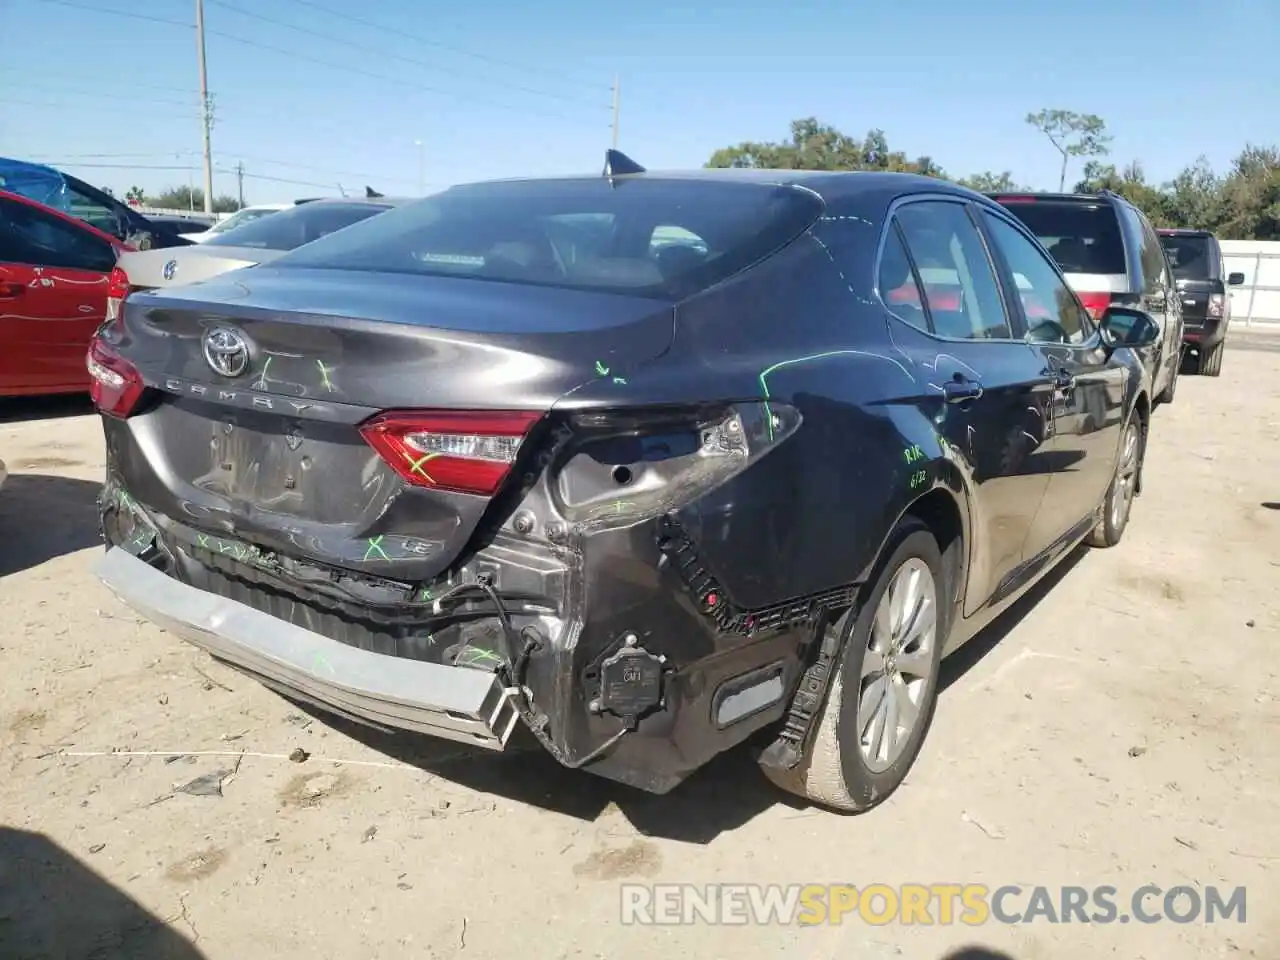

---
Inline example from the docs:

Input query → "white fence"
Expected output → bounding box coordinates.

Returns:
[1222,240,1280,328]
[132,204,232,222]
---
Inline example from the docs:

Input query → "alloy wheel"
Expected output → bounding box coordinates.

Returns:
[857,558,938,773]
[1110,422,1140,532]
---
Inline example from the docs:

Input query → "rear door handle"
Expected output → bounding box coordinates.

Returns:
[942,376,983,403]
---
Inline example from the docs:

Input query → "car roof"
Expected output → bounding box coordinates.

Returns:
[462,168,976,204]
[0,187,125,246]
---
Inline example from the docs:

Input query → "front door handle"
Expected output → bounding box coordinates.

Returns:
[0,282,24,300]
[942,376,983,403]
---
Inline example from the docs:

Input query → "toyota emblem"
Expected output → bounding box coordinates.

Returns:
[202,327,251,378]
[162,259,178,281]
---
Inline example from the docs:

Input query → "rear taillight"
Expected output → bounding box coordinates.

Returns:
[360,410,543,496]
[105,265,129,329]
[1207,293,1225,318]
[87,337,145,418]
[1076,291,1112,320]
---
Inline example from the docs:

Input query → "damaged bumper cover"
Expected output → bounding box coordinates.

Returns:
[94,546,521,750]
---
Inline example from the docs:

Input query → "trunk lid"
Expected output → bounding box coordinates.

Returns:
[114,266,675,582]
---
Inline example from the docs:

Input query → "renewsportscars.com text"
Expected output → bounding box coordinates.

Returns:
[619,883,1247,926]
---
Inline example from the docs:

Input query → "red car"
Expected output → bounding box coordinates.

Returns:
[0,189,131,396]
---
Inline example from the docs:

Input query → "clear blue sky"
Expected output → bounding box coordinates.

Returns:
[2,0,1275,205]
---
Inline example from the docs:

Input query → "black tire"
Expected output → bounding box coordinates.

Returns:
[1201,341,1224,377]
[1086,414,1144,548]
[764,519,949,813]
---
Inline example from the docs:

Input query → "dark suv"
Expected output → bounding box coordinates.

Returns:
[1157,229,1244,378]
[990,191,1183,404]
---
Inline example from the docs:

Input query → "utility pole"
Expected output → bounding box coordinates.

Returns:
[235,161,245,208]
[610,74,620,149]
[195,0,215,215]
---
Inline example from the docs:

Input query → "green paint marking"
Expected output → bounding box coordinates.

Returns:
[254,355,273,389]
[758,349,914,440]
[909,469,928,489]
[402,450,441,483]
[363,536,390,562]
[903,444,924,464]
[197,534,210,548]
[316,360,336,392]
[217,540,235,555]
[417,587,434,602]
[595,360,609,376]
[612,376,627,385]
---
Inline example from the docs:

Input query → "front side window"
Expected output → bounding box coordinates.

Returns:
[894,200,1012,340]
[0,198,116,272]
[982,212,1092,345]
[270,178,825,300]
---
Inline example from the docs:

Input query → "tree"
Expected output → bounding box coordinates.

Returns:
[705,118,947,177]
[956,171,1025,193]
[1074,160,1171,223]
[705,116,1280,240]
[1217,144,1280,241]
[125,185,146,204]
[1025,109,1112,191]
[149,186,242,213]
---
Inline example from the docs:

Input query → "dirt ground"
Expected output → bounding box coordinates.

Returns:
[1,341,1277,960]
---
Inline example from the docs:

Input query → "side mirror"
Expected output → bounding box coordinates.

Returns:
[1227,272,1245,286]
[1098,306,1160,350]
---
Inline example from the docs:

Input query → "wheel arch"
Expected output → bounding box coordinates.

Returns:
[898,482,968,633]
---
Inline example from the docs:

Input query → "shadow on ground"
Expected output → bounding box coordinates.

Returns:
[290,546,1092,842]
[941,949,1017,960]
[0,828,206,960]
[0,393,95,425]
[0,474,104,576]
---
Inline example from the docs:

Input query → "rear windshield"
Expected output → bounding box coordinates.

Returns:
[993,199,1126,275]
[1159,233,1215,280]
[205,201,391,251]
[269,178,825,300]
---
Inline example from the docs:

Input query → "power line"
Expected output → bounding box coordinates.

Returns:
[207,0,606,110]
[274,0,603,89]
[203,29,604,126]
[0,84,196,108]
[32,0,192,28]
[31,0,608,127]
[0,97,195,119]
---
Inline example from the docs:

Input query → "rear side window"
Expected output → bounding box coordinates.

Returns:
[1124,206,1168,295]
[270,179,825,300]
[205,202,391,251]
[893,200,1012,340]
[994,199,1126,276]
[1159,233,1216,281]
[878,224,929,333]
[0,197,116,273]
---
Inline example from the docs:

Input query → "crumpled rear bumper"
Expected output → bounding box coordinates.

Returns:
[93,546,521,750]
